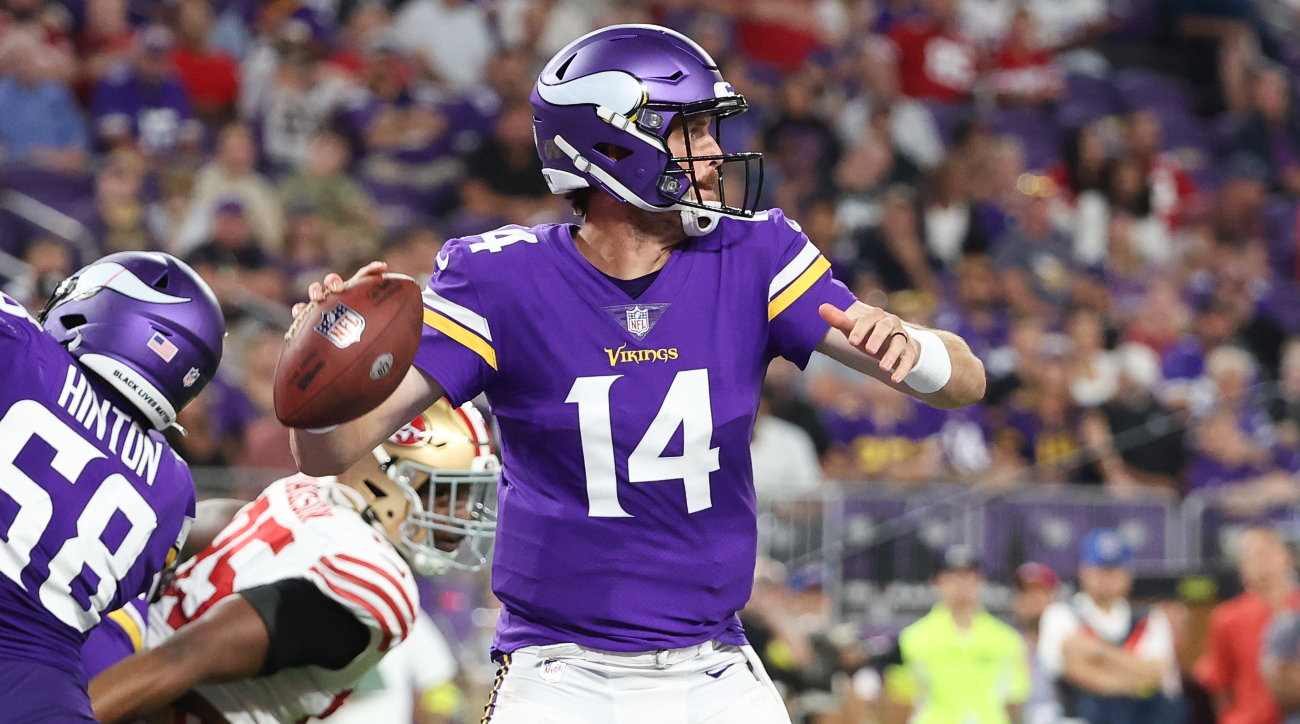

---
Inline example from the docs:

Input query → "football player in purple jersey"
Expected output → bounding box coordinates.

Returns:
[291,24,985,724]
[0,251,224,722]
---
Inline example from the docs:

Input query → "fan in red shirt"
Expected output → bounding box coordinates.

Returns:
[733,0,827,75]
[887,0,978,103]
[991,11,1063,107]
[169,0,238,124]
[1194,528,1299,724]
[1126,110,1202,230]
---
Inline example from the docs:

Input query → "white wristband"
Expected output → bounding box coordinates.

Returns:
[903,329,952,394]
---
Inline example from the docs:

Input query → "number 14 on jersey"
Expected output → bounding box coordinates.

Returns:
[566,369,720,518]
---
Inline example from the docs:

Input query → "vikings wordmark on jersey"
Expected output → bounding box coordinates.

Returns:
[415,209,855,654]
[0,293,195,675]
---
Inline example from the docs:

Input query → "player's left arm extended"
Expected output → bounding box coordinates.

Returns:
[89,595,268,724]
[816,302,986,410]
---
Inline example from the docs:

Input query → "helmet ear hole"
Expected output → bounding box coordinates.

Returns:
[60,314,87,329]
[364,480,388,498]
[594,143,632,161]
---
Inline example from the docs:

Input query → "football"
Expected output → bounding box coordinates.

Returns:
[274,273,424,429]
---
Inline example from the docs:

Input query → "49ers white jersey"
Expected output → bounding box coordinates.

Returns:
[146,475,419,724]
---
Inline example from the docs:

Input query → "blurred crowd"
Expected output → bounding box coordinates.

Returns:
[0,0,1299,504]
[743,527,1300,724]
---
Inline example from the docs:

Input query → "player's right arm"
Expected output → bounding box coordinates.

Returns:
[288,262,448,476]
[292,363,445,476]
[291,243,498,475]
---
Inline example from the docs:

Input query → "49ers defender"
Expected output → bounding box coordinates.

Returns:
[89,400,498,724]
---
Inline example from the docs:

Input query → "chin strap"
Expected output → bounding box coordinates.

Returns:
[680,206,724,236]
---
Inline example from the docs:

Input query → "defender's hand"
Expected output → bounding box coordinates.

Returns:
[820,303,920,384]
[291,261,388,318]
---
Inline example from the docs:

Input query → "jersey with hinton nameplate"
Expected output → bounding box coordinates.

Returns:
[417,209,857,653]
[149,474,419,724]
[0,292,195,675]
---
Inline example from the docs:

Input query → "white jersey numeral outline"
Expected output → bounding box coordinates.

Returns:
[468,228,539,254]
[566,369,720,517]
[0,400,157,631]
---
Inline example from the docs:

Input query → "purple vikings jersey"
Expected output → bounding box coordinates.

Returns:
[0,294,194,676]
[414,209,856,653]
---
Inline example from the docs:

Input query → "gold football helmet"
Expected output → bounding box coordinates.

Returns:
[349,399,499,575]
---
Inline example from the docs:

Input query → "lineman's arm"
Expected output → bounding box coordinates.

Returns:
[91,579,373,724]
[90,596,268,724]
[817,302,986,410]
[288,263,447,475]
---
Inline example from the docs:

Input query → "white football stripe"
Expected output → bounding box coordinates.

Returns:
[74,262,191,305]
[422,288,493,342]
[313,564,402,637]
[768,240,821,301]
[535,70,644,116]
[329,554,415,623]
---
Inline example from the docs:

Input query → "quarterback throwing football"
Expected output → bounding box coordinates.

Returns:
[293,24,985,724]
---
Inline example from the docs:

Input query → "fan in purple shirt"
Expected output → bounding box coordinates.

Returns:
[91,25,202,156]
[823,379,949,482]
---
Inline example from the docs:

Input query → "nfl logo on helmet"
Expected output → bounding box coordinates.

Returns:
[626,307,650,339]
[314,303,367,349]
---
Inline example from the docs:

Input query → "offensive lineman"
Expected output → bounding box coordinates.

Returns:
[293,24,986,724]
[88,400,497,724]
[0,252,224,723]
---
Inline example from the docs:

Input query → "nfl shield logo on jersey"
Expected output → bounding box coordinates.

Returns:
[314,303,366,349]
[626,307,650,338]
[604,303,670,340]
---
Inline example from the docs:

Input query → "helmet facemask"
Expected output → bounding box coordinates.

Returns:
[650,97,764,223]
[385,455,499,575]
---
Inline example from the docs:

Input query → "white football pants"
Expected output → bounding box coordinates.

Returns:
[481,640,793,724]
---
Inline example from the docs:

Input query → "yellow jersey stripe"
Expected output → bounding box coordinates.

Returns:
[107,608,143,653]
[422,287,493,341]
[768,255,831,321]
[424,308,498,370]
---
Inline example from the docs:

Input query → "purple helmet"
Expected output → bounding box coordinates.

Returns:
[38,252,224,430]
[530,24,763,236]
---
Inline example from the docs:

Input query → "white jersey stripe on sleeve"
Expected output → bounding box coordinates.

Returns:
[332,553,416,626]
[318,557,410,642]
[422,287,493,342]
[768,240,821,301]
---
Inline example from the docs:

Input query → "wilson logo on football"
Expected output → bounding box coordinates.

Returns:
[388,415,428,446]
[314,303,366,349]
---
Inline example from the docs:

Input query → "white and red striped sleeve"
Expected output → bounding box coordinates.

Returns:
[307,549,418,652]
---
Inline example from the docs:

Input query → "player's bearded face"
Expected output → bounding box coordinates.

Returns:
[666,115,723,203]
